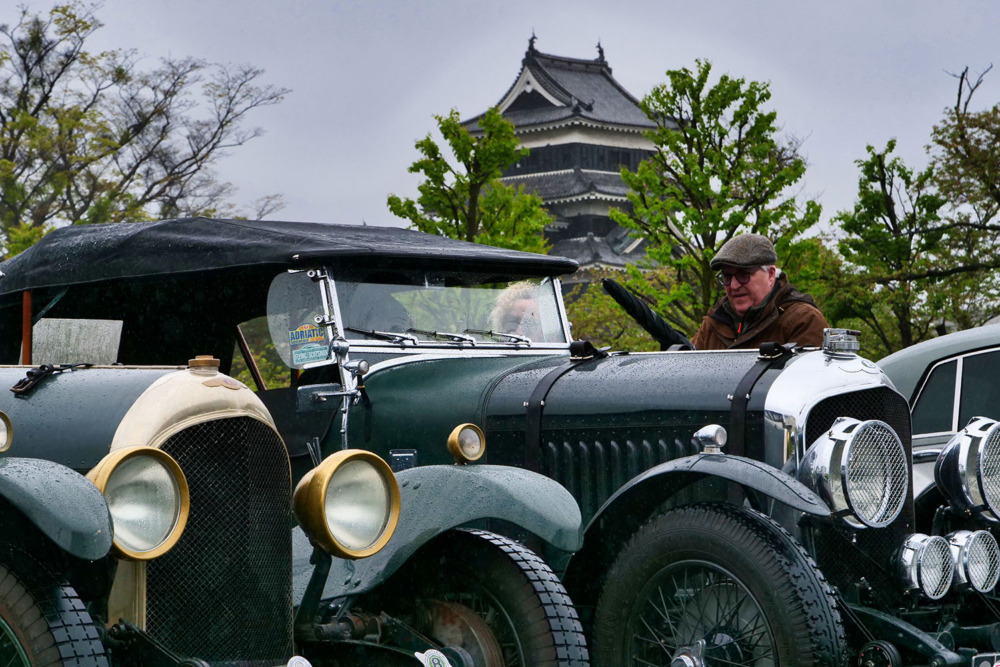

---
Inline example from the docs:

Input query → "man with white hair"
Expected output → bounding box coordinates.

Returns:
[692,233,828,350]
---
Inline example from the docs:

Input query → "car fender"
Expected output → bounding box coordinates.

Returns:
[0,457,113,561]
[590,453,831,532]
[293,464,582,602]
[562,453,831,605]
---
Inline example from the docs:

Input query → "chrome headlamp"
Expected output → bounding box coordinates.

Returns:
[935,416,1000,521]
[87,446,190,560]
[294,449,401,559]
[948,530,1000,593]
[799,417,908,528]
[898,533,955,600]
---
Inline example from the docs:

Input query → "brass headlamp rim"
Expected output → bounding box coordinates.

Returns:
[447,423,486,464]
[87,445,190,561]
[293,449,401,559]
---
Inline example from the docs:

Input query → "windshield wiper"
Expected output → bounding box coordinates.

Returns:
[407,328,477,345]
[463,328,532,345]
[345,327,419,346]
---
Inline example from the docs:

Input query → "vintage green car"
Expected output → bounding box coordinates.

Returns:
[4,217,1000,667]
[0,218,588,666]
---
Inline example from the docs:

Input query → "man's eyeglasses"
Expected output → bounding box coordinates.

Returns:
[716,268,760,287]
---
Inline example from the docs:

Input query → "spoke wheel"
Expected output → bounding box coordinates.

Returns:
[593,504,844,667]
[403,529,589,667]
[0,615,31,667]
[631,561,776,666]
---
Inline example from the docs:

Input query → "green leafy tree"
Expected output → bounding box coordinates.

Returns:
[826,67,1000,358]
[564,269,659,352]
[387,107,551,253]
[930,66,1000,227]
[830,140,978,357]
[926,67,1000,332]
[610,59,821,336]
[0,2,288,254]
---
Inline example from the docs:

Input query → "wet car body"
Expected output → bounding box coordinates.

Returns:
[0,218,588,666]
[4,217,1000,666]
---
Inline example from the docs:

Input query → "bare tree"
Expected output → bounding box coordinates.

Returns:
[0,2,289,253]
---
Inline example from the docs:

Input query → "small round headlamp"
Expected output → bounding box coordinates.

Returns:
[799,418,909,528]
[948,530,1000,593]
[935,416,1000,521]
[294,449,400,559]
[898,533,954,600]
[87,446,189,560]
[447,423,486,464]
[0,411,11,452]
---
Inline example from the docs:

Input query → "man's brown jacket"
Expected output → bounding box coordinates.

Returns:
[691,274,828,350]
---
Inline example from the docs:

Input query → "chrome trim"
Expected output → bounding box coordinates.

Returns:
[822,328,860,356]
[935,416,1000,522]
[764,350,893,466]
[550,276,573,343]
[322,272,573,350]
[898,533,954,600]
[948,529,1000,593]
[798,417,908,528]
[693,424,727,454]
[912,449,943,463]
[908,349,1000,436]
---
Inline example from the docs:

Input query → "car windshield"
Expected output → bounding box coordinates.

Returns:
[265,269,568,368]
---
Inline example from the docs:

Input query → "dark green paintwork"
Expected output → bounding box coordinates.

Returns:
[342,349,784,527]
[343,353,566,465]
[0,366,172,559]
[349,350,769,463]
[0,457,112,560]
[0,366,173,470]
[292,463,583,602]
[593,453,831,525]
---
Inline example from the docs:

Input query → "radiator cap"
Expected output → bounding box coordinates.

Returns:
[188,355,220,370]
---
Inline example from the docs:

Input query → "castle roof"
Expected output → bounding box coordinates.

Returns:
[503,168,630,204]
[464,38,655,134]
[549,228,648,270]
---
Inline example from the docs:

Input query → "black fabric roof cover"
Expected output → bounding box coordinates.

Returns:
[0,217,578,294]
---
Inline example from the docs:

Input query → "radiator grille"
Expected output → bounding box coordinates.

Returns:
[540,436,700,522]
[147,416,293,663]
[806,387,914,607]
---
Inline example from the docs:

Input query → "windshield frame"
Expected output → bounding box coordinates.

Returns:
[322,266,573,354]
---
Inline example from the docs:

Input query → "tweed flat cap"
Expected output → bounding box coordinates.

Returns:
[710,234,777,270]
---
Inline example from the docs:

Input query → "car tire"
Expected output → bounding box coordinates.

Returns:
[592,503,844,667]
[416,529,589,667]
[0,561,108,666]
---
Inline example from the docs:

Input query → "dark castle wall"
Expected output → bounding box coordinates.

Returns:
[505,143,652,176]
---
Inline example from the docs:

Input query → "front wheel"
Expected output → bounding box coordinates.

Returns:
[409,529,589,667]
[593,504,844,667]
[0,561,108,666]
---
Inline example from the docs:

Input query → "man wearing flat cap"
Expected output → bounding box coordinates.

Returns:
[691,233,829,350]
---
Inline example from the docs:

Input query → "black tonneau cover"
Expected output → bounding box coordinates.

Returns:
[0,217,578,293]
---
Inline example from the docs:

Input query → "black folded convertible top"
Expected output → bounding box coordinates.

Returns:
[0,217,578,293]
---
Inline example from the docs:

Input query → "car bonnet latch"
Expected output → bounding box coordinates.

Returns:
[10,363,91,397]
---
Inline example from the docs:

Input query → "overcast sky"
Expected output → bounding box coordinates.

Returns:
[31,0,1000,231]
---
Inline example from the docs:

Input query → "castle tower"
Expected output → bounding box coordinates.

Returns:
[463,37,657,281]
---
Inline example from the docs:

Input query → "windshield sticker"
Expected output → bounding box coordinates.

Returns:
[289,324,328,365]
